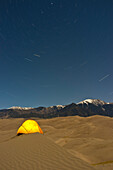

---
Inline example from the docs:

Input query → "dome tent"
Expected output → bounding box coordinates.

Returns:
[17,119,43,135]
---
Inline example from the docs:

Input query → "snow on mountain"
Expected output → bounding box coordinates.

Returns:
[9,105,65,110]
[77,99,106,106]
[50,105,65,109]
[8,106,33,110]
[8,99,107,111]
[56,105,65,108]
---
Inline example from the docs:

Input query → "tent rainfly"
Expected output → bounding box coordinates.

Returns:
[17,119,43,135]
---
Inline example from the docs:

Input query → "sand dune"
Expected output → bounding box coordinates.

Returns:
[38,115,113,170]
[0,132,94,170]
[1,115,113,169]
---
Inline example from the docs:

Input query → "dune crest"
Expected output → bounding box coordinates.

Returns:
[0,133,94,170]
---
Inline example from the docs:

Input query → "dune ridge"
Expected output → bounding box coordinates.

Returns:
[1,115,113,169]
[38,115,113,170]
[0,133,94,170]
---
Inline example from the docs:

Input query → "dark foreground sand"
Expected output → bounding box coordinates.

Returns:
[1,115,113,169]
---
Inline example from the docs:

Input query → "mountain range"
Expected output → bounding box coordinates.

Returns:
[1,99,113,119]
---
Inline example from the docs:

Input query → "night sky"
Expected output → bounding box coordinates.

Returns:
[0,0,113,109]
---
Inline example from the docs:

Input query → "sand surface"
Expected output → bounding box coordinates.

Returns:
[39,115,113,170]
[1,115,113,169]
[0,118,94,170]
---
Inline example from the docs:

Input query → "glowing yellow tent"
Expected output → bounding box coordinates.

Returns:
[17,119,43,135]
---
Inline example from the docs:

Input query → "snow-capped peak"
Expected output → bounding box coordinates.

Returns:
[50,105,65,109]
[56,105,65,108]
[77,99,106,106]
[8,106,32,110]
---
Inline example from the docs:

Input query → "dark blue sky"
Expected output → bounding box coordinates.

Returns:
[0,0,113,108]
